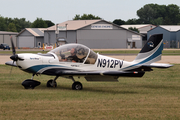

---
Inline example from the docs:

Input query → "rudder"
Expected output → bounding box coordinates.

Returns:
[133,34,163,65]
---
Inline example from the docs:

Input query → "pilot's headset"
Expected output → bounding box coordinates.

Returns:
[60,51,65,59]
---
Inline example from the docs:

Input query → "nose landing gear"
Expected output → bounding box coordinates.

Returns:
[21,74,41,89]
[22,79,41,89]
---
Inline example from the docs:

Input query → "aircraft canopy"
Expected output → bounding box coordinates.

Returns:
[49,44,97,64]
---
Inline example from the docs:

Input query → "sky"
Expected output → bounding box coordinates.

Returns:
[0,0,180,24]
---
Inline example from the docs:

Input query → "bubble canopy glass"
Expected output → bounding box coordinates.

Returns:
[49,44,97,64]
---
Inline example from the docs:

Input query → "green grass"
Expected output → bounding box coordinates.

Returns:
[1,49,180,55]
[0,65,180,119]
[162,50,180,55]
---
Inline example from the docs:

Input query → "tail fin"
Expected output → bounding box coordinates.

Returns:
[133,34,163,65]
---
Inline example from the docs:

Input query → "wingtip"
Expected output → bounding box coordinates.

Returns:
[5,61,17,67]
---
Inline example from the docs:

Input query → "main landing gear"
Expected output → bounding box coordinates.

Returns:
[46,76,83,90]
[21,74,83,90]
[46,76,58,87]
[70,76,83,90]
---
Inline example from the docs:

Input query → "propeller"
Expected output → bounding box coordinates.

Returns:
[10,36,24,61]
[10,36,18,61]
[9,36,20,75]
[9,36,15,75]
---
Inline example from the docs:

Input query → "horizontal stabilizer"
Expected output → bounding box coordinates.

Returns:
[143,63,173,68]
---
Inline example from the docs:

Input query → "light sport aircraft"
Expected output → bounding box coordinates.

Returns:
[6,34,172,90]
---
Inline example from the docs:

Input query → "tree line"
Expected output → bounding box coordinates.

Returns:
[0,17,54,32]
[0,3,180,32]
[113,4,180,25]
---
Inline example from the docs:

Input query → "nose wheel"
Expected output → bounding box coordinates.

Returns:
[21,74,41,89]
[22,79,41,89]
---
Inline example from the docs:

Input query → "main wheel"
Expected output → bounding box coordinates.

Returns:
[72,81,83,90]
[46,79,57,87]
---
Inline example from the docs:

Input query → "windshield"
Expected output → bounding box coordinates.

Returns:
[84,50,98,64]
[50,44,89,63]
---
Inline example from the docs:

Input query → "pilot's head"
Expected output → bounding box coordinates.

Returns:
[70,48,76,55]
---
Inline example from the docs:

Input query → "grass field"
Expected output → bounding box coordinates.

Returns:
[0,64,180,120]
[1,49,180,55]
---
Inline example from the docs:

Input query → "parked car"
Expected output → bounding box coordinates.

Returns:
[0,43,10,50]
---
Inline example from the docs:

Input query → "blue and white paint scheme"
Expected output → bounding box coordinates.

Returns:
[6,34,172,90]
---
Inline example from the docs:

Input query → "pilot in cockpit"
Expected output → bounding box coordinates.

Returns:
[66,48,79,62]
[52,44,97,64]
[60,48,80,63]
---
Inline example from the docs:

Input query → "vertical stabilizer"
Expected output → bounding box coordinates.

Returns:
[133,34,163,65]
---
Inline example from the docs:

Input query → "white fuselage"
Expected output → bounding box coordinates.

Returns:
[16,52,135,75]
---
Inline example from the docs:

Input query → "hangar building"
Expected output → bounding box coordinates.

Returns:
[0,31,18,47]
[148,25,180,48]
[121,24,156,40]
[44,20,143,49]
[17,28,46,48]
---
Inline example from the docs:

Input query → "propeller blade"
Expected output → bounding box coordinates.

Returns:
[9,36,16,75]
[10,36,16,55]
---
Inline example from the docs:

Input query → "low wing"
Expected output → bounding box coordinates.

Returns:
[57,70,145,77]
[5,61,17,67]
[56,70,145,82]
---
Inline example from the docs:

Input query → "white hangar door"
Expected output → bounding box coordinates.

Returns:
[19,36,34,48]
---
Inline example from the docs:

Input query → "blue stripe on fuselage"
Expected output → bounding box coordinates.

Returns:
[25,65,65,73]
